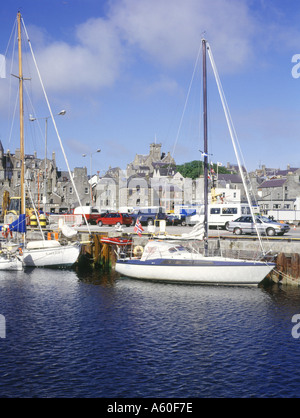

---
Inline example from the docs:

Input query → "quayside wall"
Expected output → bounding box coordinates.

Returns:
[77,232,300,286]
[210,236,300,286]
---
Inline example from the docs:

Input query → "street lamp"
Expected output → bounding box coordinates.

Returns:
[82,148,101,177]
[29,110,66,212]
[82,149,101,201]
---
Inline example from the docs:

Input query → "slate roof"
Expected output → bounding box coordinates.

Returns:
[217,174,242,183]
[259,178,286,188]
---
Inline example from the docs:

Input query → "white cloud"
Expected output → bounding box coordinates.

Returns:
[137,75,179,96]
[31,18,124,94]
[3,0,295,105]
[24,0,258,98]
[109,0,257,72]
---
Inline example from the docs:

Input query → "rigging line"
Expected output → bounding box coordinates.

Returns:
[3,18,17,58]
[23,82,43,150]
[21,17,91,234]
[167,42,202,176]
[213,68,262,232]
[7,22,18,145]
[206,42,266,255]
[7,90,19,146]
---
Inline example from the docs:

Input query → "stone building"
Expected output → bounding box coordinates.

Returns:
[0,140,92,214]
[127,143,175,177]
[95,143,179,212]
[56,167,92,213]
[257,168,300,212]
[0,141,57,212]
[2,137,300,216]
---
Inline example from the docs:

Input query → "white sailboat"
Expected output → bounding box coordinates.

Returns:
[0,208,25,271]
[0,248,23,271]
[1,13,81,269]
[22,239,81,269]
[115,39,275,286]
[116,240,273,286]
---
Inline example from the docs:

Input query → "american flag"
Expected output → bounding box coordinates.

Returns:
[134,219,144,236]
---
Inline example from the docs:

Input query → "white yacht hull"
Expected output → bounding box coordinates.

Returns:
[22,242,81,268]
[115,257,275,286]
[0,255,23,271]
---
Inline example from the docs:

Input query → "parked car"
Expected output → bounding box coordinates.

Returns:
[97,213,133,227]
[166,215,187,226]
[130,206,167,226]
[227,215,290,236]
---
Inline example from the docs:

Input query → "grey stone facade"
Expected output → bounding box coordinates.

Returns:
[0,137,300,215]
[0,140,92,213]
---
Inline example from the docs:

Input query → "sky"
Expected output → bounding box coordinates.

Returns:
[0,0,300,175]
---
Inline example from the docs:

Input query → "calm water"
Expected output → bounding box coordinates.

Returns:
[1,267,300,398]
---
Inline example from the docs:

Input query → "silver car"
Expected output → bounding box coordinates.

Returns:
[227,215,290,236]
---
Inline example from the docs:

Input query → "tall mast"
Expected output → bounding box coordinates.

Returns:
[202,38,208,255]
[17,12,25,217]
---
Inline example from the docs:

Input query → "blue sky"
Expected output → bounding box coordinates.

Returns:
[0,0,300,175]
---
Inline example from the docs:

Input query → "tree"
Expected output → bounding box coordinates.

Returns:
[176,161,231,179]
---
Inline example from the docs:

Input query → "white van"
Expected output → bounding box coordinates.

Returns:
[186,203,256,230]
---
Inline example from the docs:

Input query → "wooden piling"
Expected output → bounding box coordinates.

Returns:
[89,233,117,271]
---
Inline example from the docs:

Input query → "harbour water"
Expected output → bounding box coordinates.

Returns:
[1,268,300,398]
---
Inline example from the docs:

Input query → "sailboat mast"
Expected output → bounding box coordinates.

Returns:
[202,39,209,255]
[17,12,25,217]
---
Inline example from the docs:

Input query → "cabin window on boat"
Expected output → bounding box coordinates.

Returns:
[168,246,187,253]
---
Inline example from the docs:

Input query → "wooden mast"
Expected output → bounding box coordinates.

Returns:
[17,12,25,219]
[17,12,26,219]
[202,38,208,255]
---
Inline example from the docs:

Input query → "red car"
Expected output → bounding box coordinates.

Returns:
[97,213,133,227]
